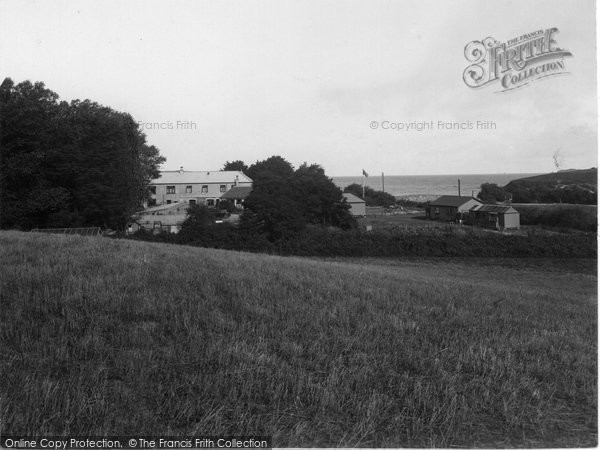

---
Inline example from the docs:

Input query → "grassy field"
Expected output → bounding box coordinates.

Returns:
[358,213,436,231]
[0,231,597,447]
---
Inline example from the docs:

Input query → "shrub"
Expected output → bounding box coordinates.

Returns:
[127,220,596,259]
[514,204,597,232]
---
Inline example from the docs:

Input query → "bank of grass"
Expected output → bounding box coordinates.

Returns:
[0,231,597,447]
[512,203,597,232]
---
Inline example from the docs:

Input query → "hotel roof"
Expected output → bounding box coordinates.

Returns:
[151,170,252,185]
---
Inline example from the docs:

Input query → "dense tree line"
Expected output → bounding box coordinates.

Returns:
[0,78,165,230]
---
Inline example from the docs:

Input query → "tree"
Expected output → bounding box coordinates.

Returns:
[0,78,165,230]
[1,79,65,229]
[218,199,237,213]
[246,155,295,181]
[241,157,305,240]
[222,160,248,173]
[241,157,355,240]
[292,163,354,228]
[178,204,215,240]
[179,203,238,247]
[477,183,508,203]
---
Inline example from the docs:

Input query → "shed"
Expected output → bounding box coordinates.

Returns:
[467,204,520,230]
[129,202,189,234]
[426,196,483,221]
[343,193,366,217]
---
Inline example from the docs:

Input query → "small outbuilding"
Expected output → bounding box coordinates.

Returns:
[343,193,366,217]
[128,202,189,234]
[426,196,483,221]
[467,204,520,230]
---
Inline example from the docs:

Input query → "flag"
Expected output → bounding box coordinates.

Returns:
[362,169,369,177]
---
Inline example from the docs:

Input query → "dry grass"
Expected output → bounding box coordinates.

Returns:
[0,231,596,447]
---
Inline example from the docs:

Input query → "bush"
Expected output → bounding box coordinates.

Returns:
[477,183,509,203]
[514,204,597,232]
[127,223,595,259]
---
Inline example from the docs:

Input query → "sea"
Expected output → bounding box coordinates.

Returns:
[332,173,542,202]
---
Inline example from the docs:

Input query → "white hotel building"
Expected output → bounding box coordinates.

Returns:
[148,167,253,207]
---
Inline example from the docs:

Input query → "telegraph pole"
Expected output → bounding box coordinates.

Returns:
[458,179,461,196]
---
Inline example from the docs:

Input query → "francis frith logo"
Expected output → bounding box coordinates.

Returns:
[463,28,572,92]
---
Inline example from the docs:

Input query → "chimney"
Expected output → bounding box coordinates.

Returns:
[179,166,184,174]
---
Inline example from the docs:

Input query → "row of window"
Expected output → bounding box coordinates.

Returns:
[165,199,217,206]
[162,185,228,194]
[432,207,455,214]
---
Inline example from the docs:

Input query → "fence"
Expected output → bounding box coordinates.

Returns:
[31,227,102,236]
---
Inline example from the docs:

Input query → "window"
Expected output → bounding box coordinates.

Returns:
[166,186,175,194]
[207,199,215,207]
[148,199,157,207]
[201,185,208,194]
[434,207,440,214]
[149,186,156,195]
[220,185,226,193]
[186,185,192,193]
[166,200,172,204]
[189,199,196,206]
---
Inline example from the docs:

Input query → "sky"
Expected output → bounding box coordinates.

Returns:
[0,0,597,176]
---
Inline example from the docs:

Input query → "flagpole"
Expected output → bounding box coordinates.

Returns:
[362,175,365,199]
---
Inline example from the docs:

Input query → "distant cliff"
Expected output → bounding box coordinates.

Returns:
[504,168,597,204]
